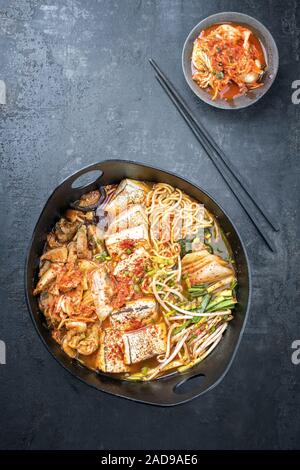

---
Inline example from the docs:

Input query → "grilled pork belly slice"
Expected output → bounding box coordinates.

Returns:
[110,297,157,329]
[113,247,150,278]
[106,204,148,236]
[182,250,234,284]
[123,323,167,365]
[97,328,130,373]
[105,225,149,257]
[91,267,114,321]
[105,179,149,215]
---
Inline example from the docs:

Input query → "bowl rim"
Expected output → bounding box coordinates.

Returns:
[182,11,279,110]
[24,159,252,406]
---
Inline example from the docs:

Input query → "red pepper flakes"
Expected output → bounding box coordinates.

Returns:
[119,239,136,250]
[108,343,123,361]
[124,319,143,332]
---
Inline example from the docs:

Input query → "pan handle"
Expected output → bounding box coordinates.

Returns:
[144,369,211,405]
[169,372,212,405]
[173,373,206,396]
[61,162,106,192]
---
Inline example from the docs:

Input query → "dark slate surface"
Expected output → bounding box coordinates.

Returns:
[0,0,299,450]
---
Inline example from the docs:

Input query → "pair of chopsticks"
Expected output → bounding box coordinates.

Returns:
[149,58,278,252]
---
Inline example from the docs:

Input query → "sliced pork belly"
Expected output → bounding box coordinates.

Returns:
[113,247,150,278]
[105,179,149,216]
[106,204,148,236]
[97,328,130,373]
[105,224,149,257]
[110,297,157,329]
[182,250,234,285]
[91,267,114,321]
[123,323,167,365]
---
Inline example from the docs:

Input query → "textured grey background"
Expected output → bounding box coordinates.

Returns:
[0,0,299,450]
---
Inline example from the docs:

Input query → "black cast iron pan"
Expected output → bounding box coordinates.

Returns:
[25,160,251,406]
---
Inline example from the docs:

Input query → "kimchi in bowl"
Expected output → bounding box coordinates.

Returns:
[182,12,279,109]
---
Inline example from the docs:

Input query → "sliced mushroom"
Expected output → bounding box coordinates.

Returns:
[55,219,80,243]
[65,209,86,223]
[47,232,62,249]
[38,260,51,278]
[62,322,99,357]
[77,324,99,355]
[41,246,68,263]
[67,241,77,263]
[38,291,54,314]
[62,323,87,358]
[70,188,106,213]
[79,190,101,207]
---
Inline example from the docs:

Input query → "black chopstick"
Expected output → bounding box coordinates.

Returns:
[154,74,275,252]
[149,58,279,233]
[149,61,276,252]
[151,74,275,252]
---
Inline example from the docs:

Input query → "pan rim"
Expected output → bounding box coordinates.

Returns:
[24,158,252,406]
